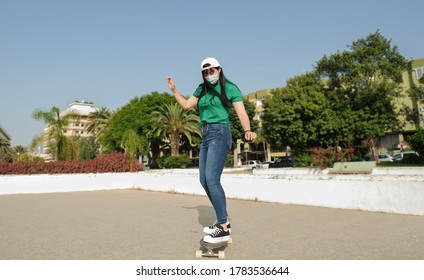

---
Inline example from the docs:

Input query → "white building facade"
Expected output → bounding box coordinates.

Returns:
[42,100,98,158]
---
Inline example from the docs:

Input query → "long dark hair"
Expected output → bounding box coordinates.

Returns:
[197,67,230,108]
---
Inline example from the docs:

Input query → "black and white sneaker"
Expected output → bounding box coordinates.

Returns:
[203,221,231,234]
[203,224,231,243]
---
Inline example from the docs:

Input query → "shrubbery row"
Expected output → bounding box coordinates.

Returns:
[0,152,142,175]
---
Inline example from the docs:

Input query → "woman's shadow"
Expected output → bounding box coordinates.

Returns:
[182,205,232,252]
[181,205,216,228]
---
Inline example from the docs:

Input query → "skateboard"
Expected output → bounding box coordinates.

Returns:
[195,237,232,259]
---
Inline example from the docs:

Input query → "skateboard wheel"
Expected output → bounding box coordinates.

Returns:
[195,250,202,259]
[218,251,225,260]
[228,237,233,244]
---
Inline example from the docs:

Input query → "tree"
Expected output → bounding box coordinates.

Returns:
[11,145,26,162]
[86,107,112,138]
[408,129,424,161]
[29,134,44,156]
[151,103,201,156]
[0,138,13,162]
[99,92,175,168]
[32,106,80,161]
[407,73,424,128]
[262,31,408,158]
[120,129,144,171]
[86,107,112,154]
[229,98,259,148]
[262,72,337,150]
[316,31,407,139]
[76,136,99,160]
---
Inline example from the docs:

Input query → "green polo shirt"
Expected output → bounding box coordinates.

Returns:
[193,81,243,126]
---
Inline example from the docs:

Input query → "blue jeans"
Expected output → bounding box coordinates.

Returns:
[199,123,232,225]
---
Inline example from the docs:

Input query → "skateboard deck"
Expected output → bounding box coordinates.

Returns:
[195,237,232,259]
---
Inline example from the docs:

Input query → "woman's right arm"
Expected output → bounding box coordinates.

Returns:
[165,77,198,110]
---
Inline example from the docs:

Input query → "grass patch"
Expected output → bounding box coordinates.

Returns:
[378,162,424,167]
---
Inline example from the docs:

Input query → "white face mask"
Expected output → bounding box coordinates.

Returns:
[206,73,219,84]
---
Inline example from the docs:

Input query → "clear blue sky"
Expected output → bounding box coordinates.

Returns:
[1,0,423,147]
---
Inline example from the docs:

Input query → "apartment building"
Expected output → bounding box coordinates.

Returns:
[379,57,424,154]
[0,123,12,142]
[61,100,98,138]
[408,58,424,127]
[42,100,98,158]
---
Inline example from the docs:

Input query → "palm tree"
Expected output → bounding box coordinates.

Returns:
[11,145,27,162]
[86,107,112,137]
[13,145,27,154]
[86,107,112,154]
[0,138,13,162]
[32,106,80,161]
[29,134,44,155]
[151,103,201,156]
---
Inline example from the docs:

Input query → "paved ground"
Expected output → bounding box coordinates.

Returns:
[1,189,424,260]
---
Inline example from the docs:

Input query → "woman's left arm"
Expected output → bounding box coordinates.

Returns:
[232,101,257,141]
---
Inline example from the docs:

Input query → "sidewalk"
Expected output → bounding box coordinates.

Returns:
[1,189,424,260]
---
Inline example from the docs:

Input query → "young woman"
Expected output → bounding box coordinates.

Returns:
[165,57,256,243]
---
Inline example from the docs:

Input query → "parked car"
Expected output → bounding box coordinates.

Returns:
[243,160,262,169]
[393,151,419,161]
[269,156,294,168]
[261,161,274,168]
[187,159,199,168]
[378,154,393,162]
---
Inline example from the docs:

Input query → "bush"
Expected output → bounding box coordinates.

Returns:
[408,129,424,159]
[309,146,355,169]
[402,153,424,164]
[0,152,142,175]
[379,160,424,167]
[293,151,314,167]
[225,155,233,167]
[162,155,190,169]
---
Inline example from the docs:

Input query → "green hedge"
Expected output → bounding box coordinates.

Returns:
[162,155,191,169]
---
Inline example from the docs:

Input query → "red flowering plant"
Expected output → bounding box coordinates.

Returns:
[0,152,143,175]
[310,146,355,169]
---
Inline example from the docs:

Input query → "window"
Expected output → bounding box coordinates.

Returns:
[415,67,424,80]
[256,98,263,107]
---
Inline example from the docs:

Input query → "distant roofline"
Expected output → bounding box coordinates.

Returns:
[245,88,281,98]
[411,57,424,68]
[0,123,12,141]
[63,100,98,115]
[69,100,95,106]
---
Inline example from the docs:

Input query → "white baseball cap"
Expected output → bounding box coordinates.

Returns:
[200,57,220,71]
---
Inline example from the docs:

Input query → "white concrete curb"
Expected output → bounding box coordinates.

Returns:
[1,167,423,216]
